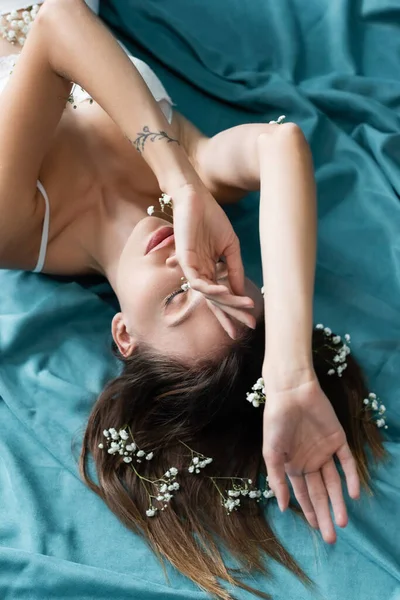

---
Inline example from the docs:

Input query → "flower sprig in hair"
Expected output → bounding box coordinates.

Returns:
[211,476,275,514]
[363,393,388,429]
[245,324,388,432]
[99,426,179,517]
[315,323,351,377]
[99,427,275,518]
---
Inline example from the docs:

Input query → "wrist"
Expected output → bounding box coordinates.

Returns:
[262,362,316,393]
[155,148,201,196]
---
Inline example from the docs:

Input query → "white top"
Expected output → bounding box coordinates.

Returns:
[32,180,50,273]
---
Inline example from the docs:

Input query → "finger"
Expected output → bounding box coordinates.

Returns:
[335,443,360,500]
[210,299,256,330]
[321,459,348,528]
[264,450,290,512]
[288,474,319,529]
[304,470,336,544]
[181,263,254,307]
[203,290,255,309]
[206,300,238,339]
[223,238,245,296]
[182,266,231,296]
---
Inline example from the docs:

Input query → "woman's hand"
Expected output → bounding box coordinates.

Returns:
[170,181,256,336]
[262,369,360,544]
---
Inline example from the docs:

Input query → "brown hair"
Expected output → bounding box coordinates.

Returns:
[76,320,388,600]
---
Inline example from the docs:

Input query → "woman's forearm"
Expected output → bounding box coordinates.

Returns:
[257,125,317,388]
[35,0,196,193]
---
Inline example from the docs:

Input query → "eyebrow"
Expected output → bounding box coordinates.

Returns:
[169,293,204,327]
[169,275,230,327]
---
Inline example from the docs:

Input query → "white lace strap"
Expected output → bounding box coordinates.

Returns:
[32,179,50,274]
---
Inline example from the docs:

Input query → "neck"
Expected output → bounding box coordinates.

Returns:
[82,117,150,292]
[90,198,146,295]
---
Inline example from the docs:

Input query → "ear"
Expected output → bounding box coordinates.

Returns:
[111,312,138,358]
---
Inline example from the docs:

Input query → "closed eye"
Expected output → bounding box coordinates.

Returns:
[164,266,229,308]
[164,288,187,306]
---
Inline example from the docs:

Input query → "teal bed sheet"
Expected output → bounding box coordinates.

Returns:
[1,0,400,598]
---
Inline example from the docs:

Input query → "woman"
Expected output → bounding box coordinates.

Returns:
[0,1,388,599]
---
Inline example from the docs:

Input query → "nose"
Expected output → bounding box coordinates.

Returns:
[165,250,179,268]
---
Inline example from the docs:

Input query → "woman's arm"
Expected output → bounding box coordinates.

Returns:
[195,121,316,368]
[257,124,316,386]
[42,0,195,192]
[0,0,207,260]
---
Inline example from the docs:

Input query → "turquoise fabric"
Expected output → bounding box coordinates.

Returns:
[1,0,400,597]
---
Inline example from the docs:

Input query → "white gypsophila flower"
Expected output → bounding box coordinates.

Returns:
[269,115,286,125]
[344,334,351,342]
[147,206,155,215]
[328,369,335,376]
[169,467,178,476]
[379,405,386,413]
[165,470,171,478]
[98,443,104,449]
[145,452,154,461]
[263,489,275,499]
[137,450,145,458]
[111,432,120,440]
[371,400,378,410]
[316,323,324,329]
[363,398,369,405]
[160,484,168,493]
[332,336,341,344]
[376,419,385,428]
[161,193,172,205]
[188,465,194,473]
[146,508,156,517]
[192,457,199,465]
[252,399,260,408]
[123,456,132,463]
[119,429,129,440]
[324,327,332,336]
[103,429,110,438]
[369,393,377,400]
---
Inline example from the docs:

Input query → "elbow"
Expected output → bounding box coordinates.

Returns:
[36,0,86,26]
[257,122,308,150]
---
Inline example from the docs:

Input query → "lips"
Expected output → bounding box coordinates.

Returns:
[145,226,174,255]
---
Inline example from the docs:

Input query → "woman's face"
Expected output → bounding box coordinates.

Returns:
[111,216,264,360]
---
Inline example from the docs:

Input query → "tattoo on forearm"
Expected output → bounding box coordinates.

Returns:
[131,126,180,153]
